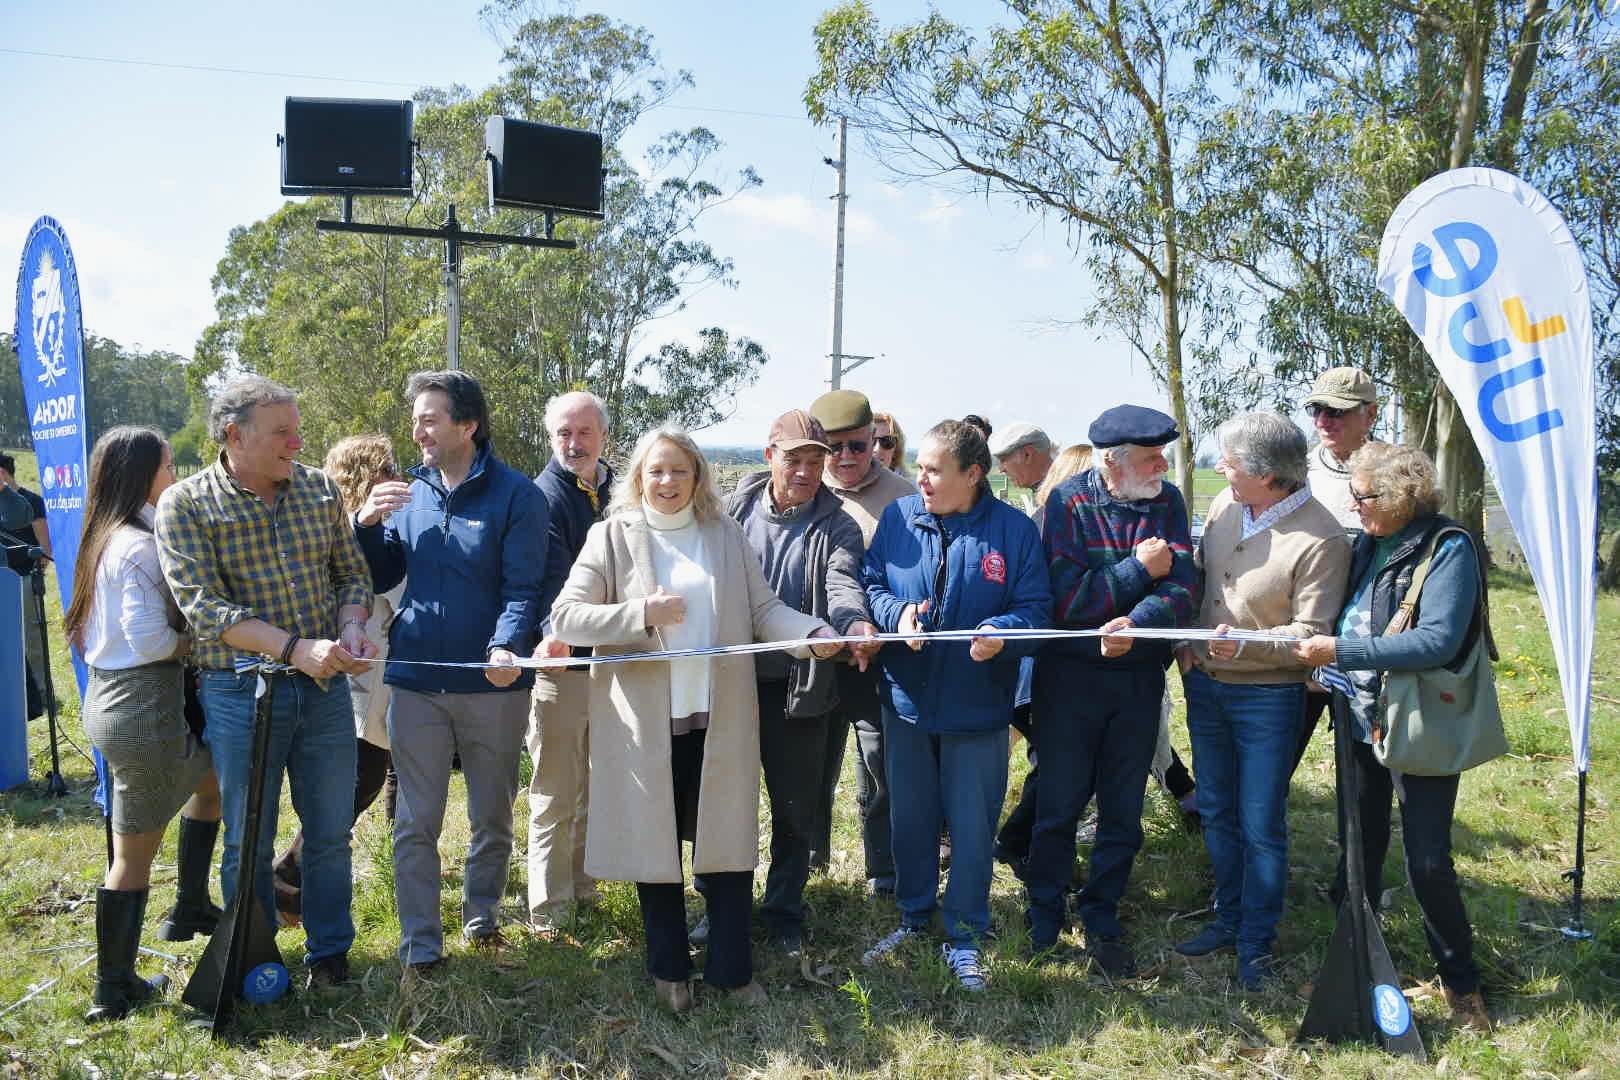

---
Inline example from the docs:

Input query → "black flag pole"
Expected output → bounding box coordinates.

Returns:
[1561,769,1593,939]
[183,666,287,1033]
[1298,694,1426,1061]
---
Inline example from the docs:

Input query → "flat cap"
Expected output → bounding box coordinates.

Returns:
[988,422,1051,458]
[1303,366,1377,410]
[809,389,873,433]
[768,409,831,453]
[1088,405,1179,449]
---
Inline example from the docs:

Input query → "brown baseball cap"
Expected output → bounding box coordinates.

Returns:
[1303,367,1377,410]
[769,409,831,452]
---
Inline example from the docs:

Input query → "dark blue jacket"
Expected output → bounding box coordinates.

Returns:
[356,442,548,694]
[534,455,614,640]
[863,489,1052,733]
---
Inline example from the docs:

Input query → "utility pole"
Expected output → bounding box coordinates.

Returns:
[826,116,848,390]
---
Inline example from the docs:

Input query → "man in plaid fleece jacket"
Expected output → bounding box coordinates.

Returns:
[1023,405,1197,978]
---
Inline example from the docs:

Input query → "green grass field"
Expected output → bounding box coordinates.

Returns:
[3,449,1617,1078]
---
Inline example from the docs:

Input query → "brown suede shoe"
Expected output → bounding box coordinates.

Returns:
[653,977,693,1013]
[1445,987,1492,1032]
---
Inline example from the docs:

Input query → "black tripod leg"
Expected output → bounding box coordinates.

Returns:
[183,671,286,1032]
[29,570,67,797]
[1299,693,1425,1061]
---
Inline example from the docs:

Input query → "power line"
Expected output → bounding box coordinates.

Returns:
[0,47,425,88]
[0,47,813,122]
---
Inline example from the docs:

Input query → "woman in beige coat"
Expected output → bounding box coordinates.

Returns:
[551,426,839,1012]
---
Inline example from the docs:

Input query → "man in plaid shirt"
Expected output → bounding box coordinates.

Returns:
[157,375,374,990]
[1022,405,1197,978]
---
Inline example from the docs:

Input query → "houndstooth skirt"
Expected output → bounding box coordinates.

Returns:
[82,661,212,835]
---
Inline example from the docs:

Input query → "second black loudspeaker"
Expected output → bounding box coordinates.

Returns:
[484,117,604,217]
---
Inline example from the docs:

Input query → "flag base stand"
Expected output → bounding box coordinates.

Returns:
[1297,696,1426,1062]
[183,670,288,1033]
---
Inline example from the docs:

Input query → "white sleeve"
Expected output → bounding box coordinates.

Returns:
[114,540,181,664]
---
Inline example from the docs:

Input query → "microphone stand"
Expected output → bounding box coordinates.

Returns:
[0,525,67,797]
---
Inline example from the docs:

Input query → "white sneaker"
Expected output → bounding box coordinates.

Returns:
[861,925,920,966]
[942,943,988,991]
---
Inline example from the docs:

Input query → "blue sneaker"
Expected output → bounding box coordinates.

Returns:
[1237,952,1277,992]
[1174,923,1237,957]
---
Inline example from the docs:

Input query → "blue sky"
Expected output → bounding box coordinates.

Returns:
[1,0,1164,448]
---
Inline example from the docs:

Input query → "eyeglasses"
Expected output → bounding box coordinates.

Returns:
[1306,403,1357,420]
[874,435,898,450]
[1349,487,1381,505]
[826,439,869,455]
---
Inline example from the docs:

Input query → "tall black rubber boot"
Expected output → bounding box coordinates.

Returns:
[86,887,170,1022]
[157,817,224,942]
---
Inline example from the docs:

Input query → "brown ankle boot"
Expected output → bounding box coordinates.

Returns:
[1444,987,1491,1032]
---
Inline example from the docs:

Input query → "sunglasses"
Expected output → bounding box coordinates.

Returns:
[1306,403,1359,420]
[874,435,898,450]
[826,439,870,455]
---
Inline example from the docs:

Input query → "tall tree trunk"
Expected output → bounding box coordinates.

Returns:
[1433,0,1494,551]
[1160,274,1194,526]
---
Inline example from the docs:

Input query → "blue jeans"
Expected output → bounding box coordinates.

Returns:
[1183,668,1302,959]
[1025,663,1163,945]
[883,707,1008,949]
[200,669,357,963]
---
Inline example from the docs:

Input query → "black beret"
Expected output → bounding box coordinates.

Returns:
[1088,405,1179,449]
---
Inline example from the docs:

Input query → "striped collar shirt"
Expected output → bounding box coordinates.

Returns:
[155,453,373,670]
[1240,484,1315,540]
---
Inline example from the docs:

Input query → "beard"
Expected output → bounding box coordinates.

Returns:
[1111,470,1164,502]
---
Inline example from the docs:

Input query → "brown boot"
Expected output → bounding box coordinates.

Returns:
[1444,987,1492,1032]
[653,977,693,1013]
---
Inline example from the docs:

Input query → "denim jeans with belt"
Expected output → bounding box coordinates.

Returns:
[1183,668,1303,960]
[200,668,357,964]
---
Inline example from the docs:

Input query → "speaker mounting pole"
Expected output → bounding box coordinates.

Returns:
[316,204,574,372]
[444,204,462,369]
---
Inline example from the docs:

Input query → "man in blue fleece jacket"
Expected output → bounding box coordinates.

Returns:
[355,370,547,971]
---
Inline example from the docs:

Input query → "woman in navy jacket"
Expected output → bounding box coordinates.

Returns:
[858,420,1051,991]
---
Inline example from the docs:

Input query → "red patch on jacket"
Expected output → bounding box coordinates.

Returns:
[981,551,1007,584]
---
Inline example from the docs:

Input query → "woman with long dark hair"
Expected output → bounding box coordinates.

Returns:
[67,426,222,1022]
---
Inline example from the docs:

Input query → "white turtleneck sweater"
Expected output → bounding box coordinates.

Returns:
[643,501,716,730]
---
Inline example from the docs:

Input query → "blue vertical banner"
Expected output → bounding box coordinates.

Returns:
[14,216,100,795]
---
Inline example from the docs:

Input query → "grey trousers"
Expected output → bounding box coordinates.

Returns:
[389,687,528,965]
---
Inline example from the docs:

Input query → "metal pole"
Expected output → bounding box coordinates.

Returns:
[1562,769,1593,938]
[444,203,462,371]
[827,116,848,390]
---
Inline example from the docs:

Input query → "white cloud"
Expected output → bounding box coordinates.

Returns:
[918,191,965,230]
[1018,250,1056,272]
[1,213,216,357]
[723,191,820,235]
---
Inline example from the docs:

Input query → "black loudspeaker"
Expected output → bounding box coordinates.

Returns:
[484,117,604,217]
[280,97,414,197]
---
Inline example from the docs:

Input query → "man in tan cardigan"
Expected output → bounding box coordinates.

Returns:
[1173,411,1350,990]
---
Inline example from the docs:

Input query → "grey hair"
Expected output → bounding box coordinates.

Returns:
[1348,442,1441,520]
[1100,443,1142,470]
[1217,411,1309,492]
[208,375,296,443]
[543,390,609,434]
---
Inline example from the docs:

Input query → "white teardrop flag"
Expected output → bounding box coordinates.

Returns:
[1376,167,1596,772]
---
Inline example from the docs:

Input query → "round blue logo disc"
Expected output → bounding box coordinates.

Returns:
[1372,982,1412,1038]
[243,961,290,1003]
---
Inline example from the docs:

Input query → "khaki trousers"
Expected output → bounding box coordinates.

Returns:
[525,668,594,926]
